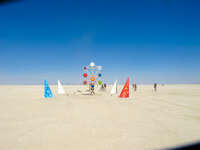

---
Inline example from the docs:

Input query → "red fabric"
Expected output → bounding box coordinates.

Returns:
[119,77,129,98]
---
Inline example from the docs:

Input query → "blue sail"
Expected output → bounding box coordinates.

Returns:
[44,80,54,98]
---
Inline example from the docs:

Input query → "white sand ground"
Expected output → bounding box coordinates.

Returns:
[0,85,200,150]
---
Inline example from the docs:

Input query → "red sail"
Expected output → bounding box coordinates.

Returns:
[119,77,129,98]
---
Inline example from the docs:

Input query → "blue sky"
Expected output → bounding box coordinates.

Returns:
[0,0,200,84]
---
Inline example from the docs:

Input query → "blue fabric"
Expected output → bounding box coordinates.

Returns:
[44,80,54,98]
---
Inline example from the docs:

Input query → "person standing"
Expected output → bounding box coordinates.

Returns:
[154,83,157,92]
[134,84,137,92]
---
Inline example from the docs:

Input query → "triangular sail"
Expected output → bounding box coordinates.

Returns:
[44,80,54,98]
[58,80,65,94]
[119,77,129,98]
[110,80,118,95]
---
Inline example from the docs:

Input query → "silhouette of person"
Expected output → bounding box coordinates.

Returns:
[154,83,157,92]
[103,83,107,89]
[134,84,137,92]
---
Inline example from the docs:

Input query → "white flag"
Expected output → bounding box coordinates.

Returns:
[58,80,65,94]
[110,80,118,95]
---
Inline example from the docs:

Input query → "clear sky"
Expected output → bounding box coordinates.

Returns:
[0,0,200,84]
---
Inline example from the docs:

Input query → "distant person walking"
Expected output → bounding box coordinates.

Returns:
[101,84,105,90]
[133,84,137,92]
[154,83,157,92]
[103,83,107,89]
[100,83,107,91]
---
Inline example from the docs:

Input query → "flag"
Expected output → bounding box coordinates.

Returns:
[119,77,129,98]
[110,80,118,95]
[58,80,65,94]
[44,80,54,98]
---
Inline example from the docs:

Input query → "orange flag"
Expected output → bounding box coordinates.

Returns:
[119,77,129,98]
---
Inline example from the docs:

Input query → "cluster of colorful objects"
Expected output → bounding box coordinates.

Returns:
[83,62,102,87]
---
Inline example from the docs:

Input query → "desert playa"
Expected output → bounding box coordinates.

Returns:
[0,84,200,150]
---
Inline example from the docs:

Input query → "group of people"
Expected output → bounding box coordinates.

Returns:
[132,83,157,92]
[90,82,158,95]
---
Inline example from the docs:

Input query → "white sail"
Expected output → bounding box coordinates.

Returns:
[58,80,65,94]
[110,80,118,95]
